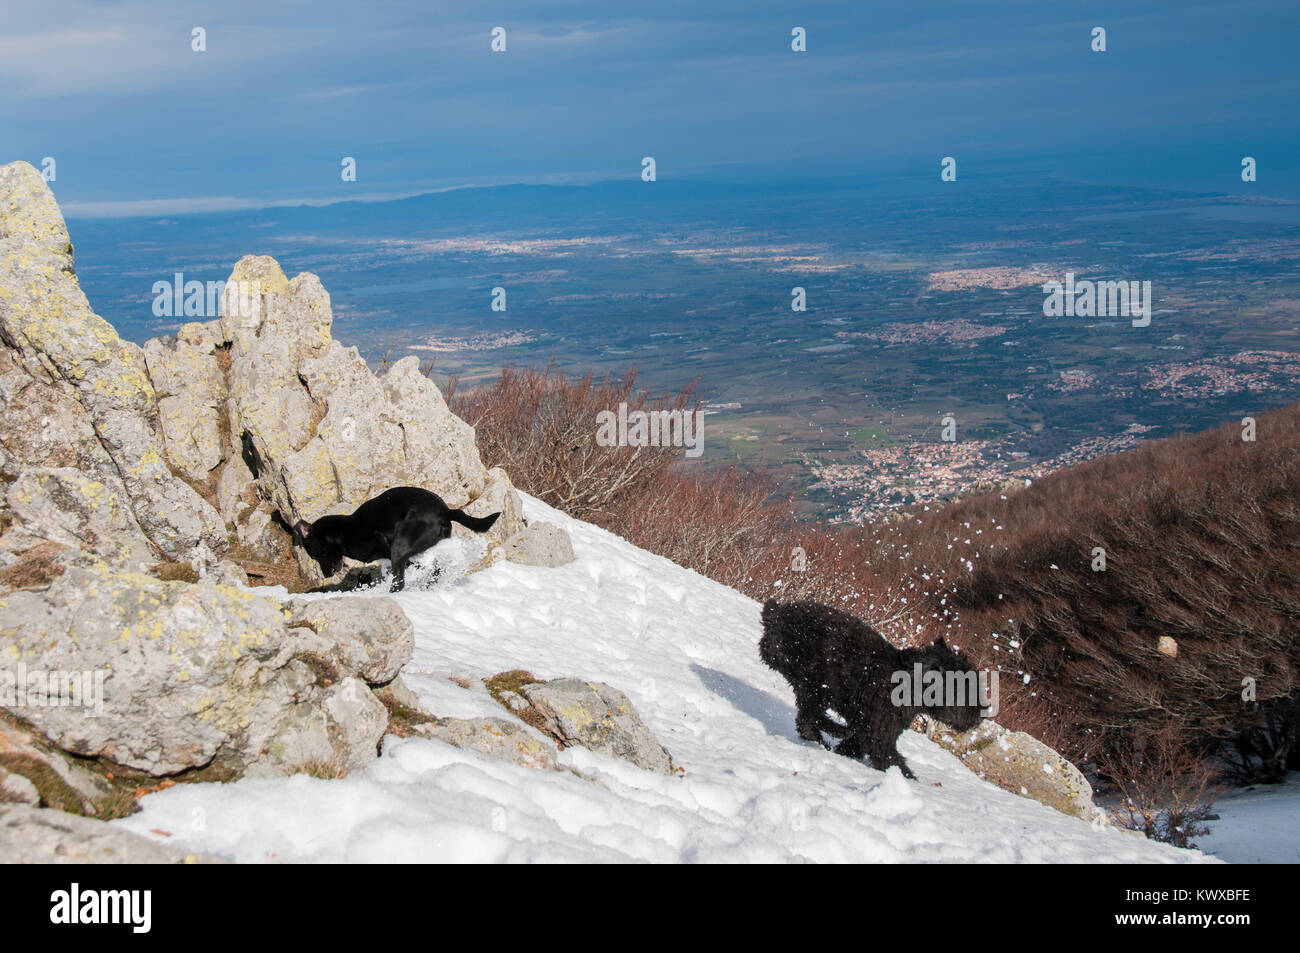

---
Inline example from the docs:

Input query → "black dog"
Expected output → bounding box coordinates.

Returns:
[293,486,500,592]
[760,599,984,779]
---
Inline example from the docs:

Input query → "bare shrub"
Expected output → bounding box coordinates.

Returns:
[450,363,696,522]
[1101,728,1227,849]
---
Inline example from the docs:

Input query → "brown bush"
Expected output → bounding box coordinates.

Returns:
[450,363,697,523]
[942,405,1300,771]
[1100,727,1227,849]
[450,364,796,585]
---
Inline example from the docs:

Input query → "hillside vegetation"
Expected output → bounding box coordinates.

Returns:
[455,367,1300,799]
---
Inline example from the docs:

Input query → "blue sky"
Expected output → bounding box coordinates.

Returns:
[4,0,1297,215]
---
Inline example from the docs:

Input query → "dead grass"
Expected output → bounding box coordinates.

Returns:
[150,560,199,584]
[0,542,67,592]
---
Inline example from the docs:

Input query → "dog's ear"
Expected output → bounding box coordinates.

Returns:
[293,520,311,540]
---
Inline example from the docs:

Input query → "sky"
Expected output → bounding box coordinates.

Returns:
[3,0,1297,216]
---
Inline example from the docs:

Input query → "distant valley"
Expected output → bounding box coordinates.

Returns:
[68,175,1300,522]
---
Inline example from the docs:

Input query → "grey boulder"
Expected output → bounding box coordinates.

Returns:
[494,676,673,774]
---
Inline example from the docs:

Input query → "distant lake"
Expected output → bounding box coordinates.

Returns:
[1079,202,1300,225]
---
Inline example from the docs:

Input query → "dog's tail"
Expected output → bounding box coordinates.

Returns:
[449,509,501,534]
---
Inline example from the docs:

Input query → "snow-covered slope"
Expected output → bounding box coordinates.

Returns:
[114,495,1208,863]
[1197,774,1300,864]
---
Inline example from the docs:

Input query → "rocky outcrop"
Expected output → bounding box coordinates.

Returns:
[0,564,410,779]
[503,521,576,567]
[1,159,558,588]
[415,717,562,772]
[281,596,413,686]
[0,161,227,562]
[141,322,227,483]
[924,718,1107,824]
[4,468,153,571]
[210,254,527,583]
[0,159,579,854]
[488,672,673,774]
[0,804,227,863]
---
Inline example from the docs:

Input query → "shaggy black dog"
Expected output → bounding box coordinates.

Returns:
[760,599,984,779]
[294,486,500,592]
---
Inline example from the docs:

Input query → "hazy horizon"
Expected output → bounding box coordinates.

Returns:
[7,0,1299,212]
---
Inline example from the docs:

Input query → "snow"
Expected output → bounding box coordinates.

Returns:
[1197,773,1300,864]
[114,494,1209,863]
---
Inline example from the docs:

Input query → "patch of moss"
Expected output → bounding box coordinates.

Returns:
[292,653,342,688]
[484,669,541,705]
[374,682,438,738]
[151,560,199,584]
[0,753,84,813]
[0,710,241,820]
[484,670,557,738]
[0,543,67,591]
[225,538,313,593]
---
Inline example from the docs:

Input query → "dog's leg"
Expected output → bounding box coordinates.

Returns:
[889,753,918,781]
[818,714,849,738]
[387,554,411,591]
[834,727,917,779]
[833,731,869,760]
[868,736,917,780]
[388,517,426,592]
[388,518,449,592]
[796,706,833,749]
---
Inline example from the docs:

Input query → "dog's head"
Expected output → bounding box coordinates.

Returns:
[293,517,344,578]
[912,637,985,731]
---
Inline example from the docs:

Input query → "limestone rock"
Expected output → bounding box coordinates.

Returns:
[202,560,250,588]
[0,161,226,561]
[455,466,523,547]
[283,595,414,686]
[0,768,39,804]
[253,676,388,778]
[0,719,123,816]
[492,674,673,774]
[0,349,123,483]
[142,322,227,482]
[0,804,227,863]
[0,564,414,778]
[208,254,527,581]
[415,716,561,772]
[503,520,576,567]
[4,467,153,571]
[925,718,1107,824]
[215,452,256,526]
